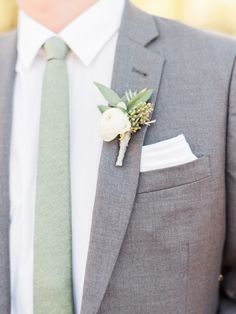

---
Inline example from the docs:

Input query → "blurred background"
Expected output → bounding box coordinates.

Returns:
[1,0,236,35]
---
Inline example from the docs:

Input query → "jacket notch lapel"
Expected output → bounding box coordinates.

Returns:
[81,3,166,314]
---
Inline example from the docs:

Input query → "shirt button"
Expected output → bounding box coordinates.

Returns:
[218,274,224,282]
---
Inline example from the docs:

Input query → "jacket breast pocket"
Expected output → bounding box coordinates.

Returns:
[132,155,214,257]
[137,155,211,194]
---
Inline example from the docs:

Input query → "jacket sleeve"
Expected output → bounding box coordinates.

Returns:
[219,56,236,313]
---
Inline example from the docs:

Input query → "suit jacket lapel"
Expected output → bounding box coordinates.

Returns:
[81,2,166,313]
[0,31,17,313]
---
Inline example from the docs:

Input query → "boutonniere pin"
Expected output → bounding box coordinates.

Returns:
[95,83,156,166]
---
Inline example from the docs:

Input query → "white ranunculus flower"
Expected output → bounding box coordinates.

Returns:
[99,108,131,142]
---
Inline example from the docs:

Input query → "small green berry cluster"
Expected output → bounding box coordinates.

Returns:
[128,102,154,133]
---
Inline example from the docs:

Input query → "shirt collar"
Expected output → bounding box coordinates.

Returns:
[17,0,125,71]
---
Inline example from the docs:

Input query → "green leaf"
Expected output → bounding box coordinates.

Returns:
[127,89,154,111]
[127,89,147,107]
[98,105,109,113]
[95,82,122,106]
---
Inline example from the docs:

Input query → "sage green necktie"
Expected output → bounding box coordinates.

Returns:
[34,37,74,314]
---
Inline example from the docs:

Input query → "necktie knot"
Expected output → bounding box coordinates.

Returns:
[44,37,69,61]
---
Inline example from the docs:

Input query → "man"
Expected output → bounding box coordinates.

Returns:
[0,0,236,313]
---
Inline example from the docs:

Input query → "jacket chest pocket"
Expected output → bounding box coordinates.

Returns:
[137,155,211,194]
[131,155,214,246]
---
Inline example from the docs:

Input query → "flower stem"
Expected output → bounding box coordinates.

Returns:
[116,132,131,166]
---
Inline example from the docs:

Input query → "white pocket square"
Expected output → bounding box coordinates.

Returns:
[140,134,197,172]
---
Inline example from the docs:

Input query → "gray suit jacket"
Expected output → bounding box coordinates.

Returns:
[1,1,236,313]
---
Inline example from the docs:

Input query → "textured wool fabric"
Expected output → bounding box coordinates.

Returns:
[0,30,16,314]
[33,37,74,314]
[2,1,236,313]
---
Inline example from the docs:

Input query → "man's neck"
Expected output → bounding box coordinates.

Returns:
[19,0,98,33]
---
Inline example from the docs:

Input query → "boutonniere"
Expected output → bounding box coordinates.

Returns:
[95,83,156,166]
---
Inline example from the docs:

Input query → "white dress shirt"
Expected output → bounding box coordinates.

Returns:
[10,0,125,313]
